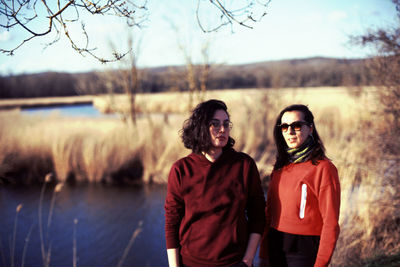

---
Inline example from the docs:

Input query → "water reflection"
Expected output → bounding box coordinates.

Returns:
[0,184,168,267]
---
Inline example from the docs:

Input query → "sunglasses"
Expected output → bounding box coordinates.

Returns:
[209,119,233,130]
[278,121,310,132]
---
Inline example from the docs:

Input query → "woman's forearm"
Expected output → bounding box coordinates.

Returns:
[167,248,180,267]
[242,233,262,266]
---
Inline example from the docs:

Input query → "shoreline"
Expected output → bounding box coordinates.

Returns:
[0,95,95,110]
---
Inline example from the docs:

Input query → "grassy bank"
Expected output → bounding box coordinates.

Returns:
[0,86,398,265]
[0,110,184,184]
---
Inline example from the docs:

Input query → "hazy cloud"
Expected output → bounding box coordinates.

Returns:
[0,31,10,42]
[329,10,348,22]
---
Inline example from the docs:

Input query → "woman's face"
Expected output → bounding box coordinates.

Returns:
[209,109,231,150]
[281,110,313,149]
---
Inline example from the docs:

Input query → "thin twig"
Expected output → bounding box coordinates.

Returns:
[73,218,78,267]
[116,220,143,267]
[45,242,52,267]
[21,224,34,267]
[47,183,63,231]
[11,204,22,267]
[39,174,52,267]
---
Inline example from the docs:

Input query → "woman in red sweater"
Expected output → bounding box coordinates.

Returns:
[259,104,340,267]
[165,99,265,267]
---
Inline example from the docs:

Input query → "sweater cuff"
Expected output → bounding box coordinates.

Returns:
[314,256,330,267]
[248,220,265,236]
[166,238,180,249]
[249,221,265,235]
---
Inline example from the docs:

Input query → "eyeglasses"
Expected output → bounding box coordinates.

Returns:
[278,121,310,132]
[209,119,233,131]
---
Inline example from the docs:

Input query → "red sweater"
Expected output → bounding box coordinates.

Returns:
[165,148,265,267]
[259,159,340,267]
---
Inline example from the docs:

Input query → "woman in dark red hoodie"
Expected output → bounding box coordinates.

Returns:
[259,104,341,267]
[165,99,265,267]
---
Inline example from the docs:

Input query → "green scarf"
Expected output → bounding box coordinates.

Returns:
[286,136,315,163]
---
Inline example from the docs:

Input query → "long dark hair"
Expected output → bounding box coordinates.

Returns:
[181,99,235,154]
[273,104,326,170]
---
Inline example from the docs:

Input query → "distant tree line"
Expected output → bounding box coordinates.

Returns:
[0,57,373,99]
[0,72,80,98]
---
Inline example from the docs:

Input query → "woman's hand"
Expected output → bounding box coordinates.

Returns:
[167,248,180,267]
[242,259,252,267]
[241,233,261,267]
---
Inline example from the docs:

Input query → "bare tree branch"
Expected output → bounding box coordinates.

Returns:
[196,0,271,33]
[0,0,148,62]
[1,0,270,63]
[351,0,400,56]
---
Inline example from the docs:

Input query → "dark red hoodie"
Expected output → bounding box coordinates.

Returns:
[165,148,265,267]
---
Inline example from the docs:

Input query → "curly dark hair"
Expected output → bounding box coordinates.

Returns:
[181,99,235,153]
[273,104,326,170]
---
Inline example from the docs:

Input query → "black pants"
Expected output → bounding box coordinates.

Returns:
[183,261,249,267]
[268,228,320,267]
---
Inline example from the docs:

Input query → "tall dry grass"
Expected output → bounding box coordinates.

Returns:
[0,86,399,265]
[0,110,186,184]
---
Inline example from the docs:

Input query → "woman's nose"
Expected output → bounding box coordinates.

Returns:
[288,126,296,134]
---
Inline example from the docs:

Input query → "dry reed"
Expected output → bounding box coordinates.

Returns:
[11,204,22,267]
[36,177,65,267]
[21,225,34,267]
[73,218,78,267]
[116,220,144,267]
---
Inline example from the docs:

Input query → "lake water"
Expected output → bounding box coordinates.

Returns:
[21,104,115,118]
[0,184,168,267]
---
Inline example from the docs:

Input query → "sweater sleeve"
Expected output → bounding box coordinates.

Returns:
[246,159,266,235]
[259,172,273,259]
[164,164,185,249]
[314,162,341,267]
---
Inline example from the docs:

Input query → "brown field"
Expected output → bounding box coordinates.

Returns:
[0,86,398,265]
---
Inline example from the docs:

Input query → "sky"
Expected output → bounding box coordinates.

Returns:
[0,0,398,75]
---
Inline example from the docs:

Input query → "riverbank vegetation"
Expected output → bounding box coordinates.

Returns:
[1,85,398,265]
